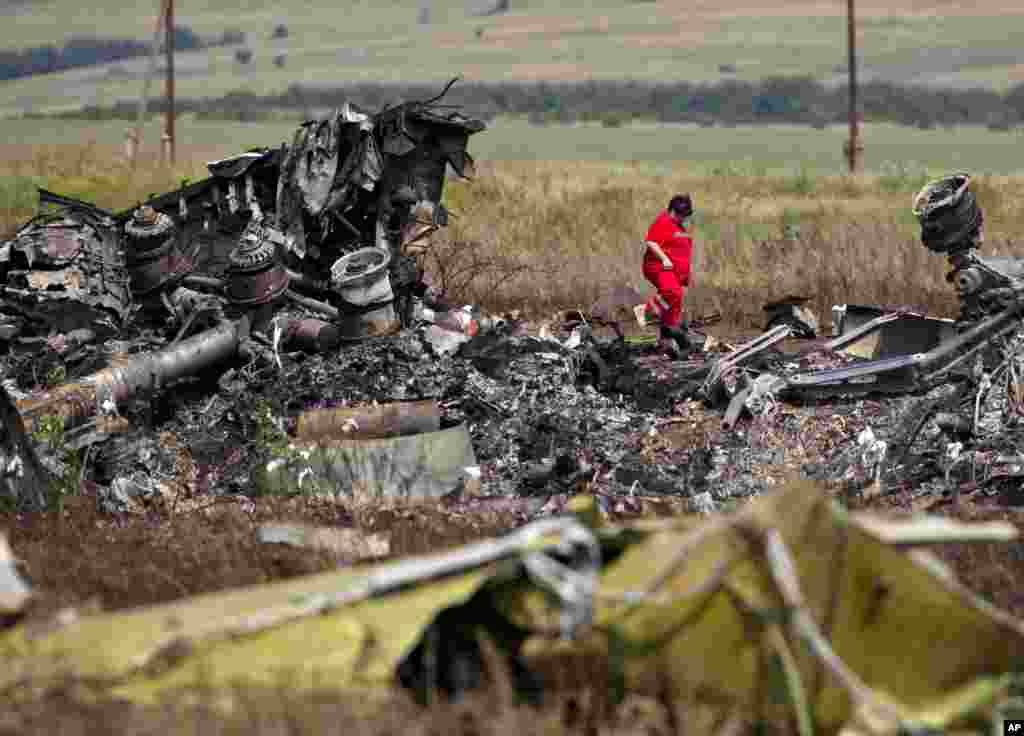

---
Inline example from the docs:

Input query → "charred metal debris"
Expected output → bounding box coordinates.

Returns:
[1,147,1022,512]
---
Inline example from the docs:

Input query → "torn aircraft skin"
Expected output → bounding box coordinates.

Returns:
[0,80,484,358]
[1,483,1023,736]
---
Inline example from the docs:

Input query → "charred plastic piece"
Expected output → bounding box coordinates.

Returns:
[123,206,193,298]
[829,306,957,360]
[226,226,290,307]
[913,174,983,254]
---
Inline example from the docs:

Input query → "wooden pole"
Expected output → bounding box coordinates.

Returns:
[844,0,862,173]
[129,0,170,168]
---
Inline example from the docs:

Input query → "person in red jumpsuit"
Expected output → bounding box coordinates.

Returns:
[642,194,695,356]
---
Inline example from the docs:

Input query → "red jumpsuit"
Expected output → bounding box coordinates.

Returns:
[642,210,693,328]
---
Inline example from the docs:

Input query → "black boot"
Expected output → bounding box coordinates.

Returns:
[662,325,695,357]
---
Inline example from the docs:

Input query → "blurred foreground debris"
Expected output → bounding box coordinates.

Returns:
[0,532,31,621]
[2,482,1023,736]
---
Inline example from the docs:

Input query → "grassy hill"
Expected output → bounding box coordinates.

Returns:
[0,0,1023,116]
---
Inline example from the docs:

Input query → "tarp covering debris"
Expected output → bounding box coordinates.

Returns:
[2,482,1022,736]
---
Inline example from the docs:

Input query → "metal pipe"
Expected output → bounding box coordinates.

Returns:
[845,0,862,173]
[285,289,340,320]
[335,212,363,239]
[18,319,245,434]
[285,269,332,296]
[787,354,920,388]
[182,274,226,293]
[824,312,901,353]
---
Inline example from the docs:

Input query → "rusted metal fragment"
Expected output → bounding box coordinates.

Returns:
[292,400,441,442]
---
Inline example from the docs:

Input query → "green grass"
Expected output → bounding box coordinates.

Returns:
[3,116,1024,175]
[0,0,1022,116]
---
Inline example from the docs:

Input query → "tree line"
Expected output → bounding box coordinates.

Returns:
[56,77,1024,130]
[0,27,244,82]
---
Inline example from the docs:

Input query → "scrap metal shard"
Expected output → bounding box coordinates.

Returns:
[830,305,957,361]
[1,482,1021,736]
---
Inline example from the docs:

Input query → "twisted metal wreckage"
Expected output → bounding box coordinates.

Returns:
[703,173,1024,499]
[0,81,484,447]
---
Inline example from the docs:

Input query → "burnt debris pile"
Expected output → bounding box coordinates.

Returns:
[2,120,1024,520]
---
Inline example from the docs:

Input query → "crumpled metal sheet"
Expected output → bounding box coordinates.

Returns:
[0,206,130,329]
[1,482,1022,736]
[290,116,343,217]
[832,305,957,361]
[278,106,384,220]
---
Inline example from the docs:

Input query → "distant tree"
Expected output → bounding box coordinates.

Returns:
[271,23,289,40]
[273,53,286,68]
[235,48,253,65]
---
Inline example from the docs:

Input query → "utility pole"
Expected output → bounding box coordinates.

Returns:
[844,0,863,173]
[162,0,176,166]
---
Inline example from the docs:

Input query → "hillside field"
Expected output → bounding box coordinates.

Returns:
[0,0,1023,115]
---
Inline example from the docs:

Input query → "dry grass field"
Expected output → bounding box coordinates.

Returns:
[4,130,1023,328]
[2,0,1024,115]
